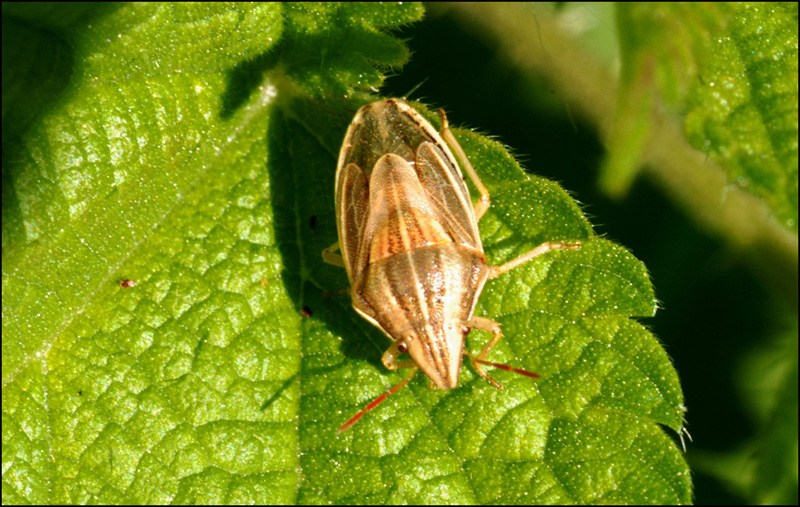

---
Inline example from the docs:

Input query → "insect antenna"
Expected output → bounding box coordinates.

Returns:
[337,368,417,433]
[463,347,541,389]
[473,359,541,379]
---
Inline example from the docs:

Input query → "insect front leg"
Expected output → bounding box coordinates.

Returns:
[463,316,504,389]
[463,315,541,389]
[382,339,418,372]
[438,109,491,221]
[322,241,346,268]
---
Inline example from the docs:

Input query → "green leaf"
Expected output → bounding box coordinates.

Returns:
[602,3,735,197]
[601,2,798,235]
[685,2,799,233]
[2,3,688,504]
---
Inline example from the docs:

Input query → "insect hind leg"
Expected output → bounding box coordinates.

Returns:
[438,109,491,221]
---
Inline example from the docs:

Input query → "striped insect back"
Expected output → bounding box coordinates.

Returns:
[323,99,580,432]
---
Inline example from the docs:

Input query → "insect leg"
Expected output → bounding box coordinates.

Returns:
[463,316,504,388]
[464,315,541,389]
[321,242,354,298]
[382,340,419,371]
[488,241,580,278]
[322,241,346,268]
[438,108,491,221]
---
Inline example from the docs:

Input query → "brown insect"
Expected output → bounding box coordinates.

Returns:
[119,279,136,288]
[323,99,580,432]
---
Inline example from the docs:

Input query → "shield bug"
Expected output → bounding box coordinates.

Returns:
[323,99,580,432]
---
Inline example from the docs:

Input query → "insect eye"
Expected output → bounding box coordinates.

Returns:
[398,333,415,354]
